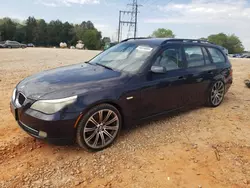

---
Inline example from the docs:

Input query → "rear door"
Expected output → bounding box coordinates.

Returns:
[183,45,214,104]
[14,42,20,48]
[10,41,17,48]
[206,47,231,87]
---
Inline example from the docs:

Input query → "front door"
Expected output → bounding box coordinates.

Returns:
[140,45,189,118]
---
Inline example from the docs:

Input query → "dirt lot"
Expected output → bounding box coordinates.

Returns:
[0,48,250,188]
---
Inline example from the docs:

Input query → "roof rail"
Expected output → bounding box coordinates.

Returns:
[161,39,214,45]
[120,37,152,43]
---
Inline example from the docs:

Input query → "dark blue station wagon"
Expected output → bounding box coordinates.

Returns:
[10,38,233,151]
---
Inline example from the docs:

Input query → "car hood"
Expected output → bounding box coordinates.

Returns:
[17,63,130,100]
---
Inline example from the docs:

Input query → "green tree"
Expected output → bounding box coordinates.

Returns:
[14,23,26,43]
[25,16,37,43]
[80,21,94,30]
[35,19,48,46]
[207,33,244,54]
[226,34,244,54]
[74,24,86,41]
[151,28,175,38]
[83,29,102,50]
[61,22,74,45]
[102,37,111,44]
[47,20,63,46]
[0,16,103,49]
[207,33,227,46]
[0,17,16,41]
[101,37,111,49]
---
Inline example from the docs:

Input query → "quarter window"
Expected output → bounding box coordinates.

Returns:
[153,47,183,71]
[184,46,205,67]
[207,47,226,63]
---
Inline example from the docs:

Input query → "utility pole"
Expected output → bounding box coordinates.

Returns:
[117,0,142,42]
[118,11,121,42]
[134,3,138,38]
[127,0,142,38]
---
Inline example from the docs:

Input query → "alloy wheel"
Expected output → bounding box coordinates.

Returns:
[83,109,119,149]
[211,81,225,106]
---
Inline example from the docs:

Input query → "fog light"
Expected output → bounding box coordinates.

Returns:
[38,131,47,138]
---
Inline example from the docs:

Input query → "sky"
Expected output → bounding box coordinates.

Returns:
[0,0,250,50]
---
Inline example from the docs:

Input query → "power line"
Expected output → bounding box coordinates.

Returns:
[117,0,142,42]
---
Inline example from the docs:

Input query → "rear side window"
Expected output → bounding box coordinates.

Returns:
[207,47,226,63]
[184,46,205,68]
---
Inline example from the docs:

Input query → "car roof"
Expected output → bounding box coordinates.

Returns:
[122,38,219,48]
[123,38,169,46]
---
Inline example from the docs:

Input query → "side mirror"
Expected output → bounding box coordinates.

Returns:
[151,66,166,74]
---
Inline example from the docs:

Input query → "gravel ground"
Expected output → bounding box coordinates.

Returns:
[0,48,250,188]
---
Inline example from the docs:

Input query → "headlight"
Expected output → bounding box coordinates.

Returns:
[12,88,17,102]
[30,96,77,114]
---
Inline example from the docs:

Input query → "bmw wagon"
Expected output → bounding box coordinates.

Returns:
[10,38,233,151]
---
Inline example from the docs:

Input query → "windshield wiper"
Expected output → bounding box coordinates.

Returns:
[96,63,114,71]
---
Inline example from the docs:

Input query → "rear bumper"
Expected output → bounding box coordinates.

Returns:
[225,76,233,93]
[10,101,80,145]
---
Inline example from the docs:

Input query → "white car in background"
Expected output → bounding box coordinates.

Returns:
[76,40,84,49]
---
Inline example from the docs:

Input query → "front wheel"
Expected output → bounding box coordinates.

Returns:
[76,104,122,151]
[207,80,225,107]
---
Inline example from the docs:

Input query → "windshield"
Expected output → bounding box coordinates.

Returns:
[89,42,156,73]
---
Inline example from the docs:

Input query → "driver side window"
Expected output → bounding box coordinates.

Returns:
[153,47,183,71]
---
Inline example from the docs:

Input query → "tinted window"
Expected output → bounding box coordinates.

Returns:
[89,42,156,73]
[184,46,205,67]
[153,47,183,71]
[9,41,19,45]
[202,47,211,64]
[207,47,226,63]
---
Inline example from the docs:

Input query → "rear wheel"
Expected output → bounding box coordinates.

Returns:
[76,104,122,151]
[208,80,225,107]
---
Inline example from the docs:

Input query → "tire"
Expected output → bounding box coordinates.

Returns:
[8,46,12,49]
[76,104,122,151]
[207,80,225,107]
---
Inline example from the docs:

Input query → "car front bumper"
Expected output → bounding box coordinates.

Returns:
[10,101,80,145]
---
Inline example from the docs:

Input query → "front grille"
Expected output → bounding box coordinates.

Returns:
[18,93,26,105]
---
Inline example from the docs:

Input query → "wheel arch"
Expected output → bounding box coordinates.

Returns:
[207,74,226,93]
[75,99,125,129]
